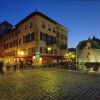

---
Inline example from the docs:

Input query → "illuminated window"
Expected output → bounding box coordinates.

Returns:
[28,47,35,55]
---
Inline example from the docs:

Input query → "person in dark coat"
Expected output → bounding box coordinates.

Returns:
[6,61,11,71]
[19,60,24,70]
[13,60,17,71]
[0,61,4,75]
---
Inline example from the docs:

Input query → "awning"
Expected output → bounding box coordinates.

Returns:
[41,55,67,60]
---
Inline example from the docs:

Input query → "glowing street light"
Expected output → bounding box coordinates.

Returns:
[48,47,51,51]
[71,55,75,58]
[32,56,36,60]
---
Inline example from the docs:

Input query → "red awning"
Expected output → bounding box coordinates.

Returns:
[41,55,66,60]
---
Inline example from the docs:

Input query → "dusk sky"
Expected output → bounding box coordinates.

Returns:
[0,0,100,48]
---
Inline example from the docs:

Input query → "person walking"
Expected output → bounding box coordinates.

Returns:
[0,60,4,75]
[13,60,17,71]
[19,60,24,70]
[6,61,11,71]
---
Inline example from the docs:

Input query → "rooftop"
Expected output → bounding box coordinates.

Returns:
[16,11,68,31]
[77,36,100,50]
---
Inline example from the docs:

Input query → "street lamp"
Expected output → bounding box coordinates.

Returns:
[48,47,51,51]
[32,56,36,60]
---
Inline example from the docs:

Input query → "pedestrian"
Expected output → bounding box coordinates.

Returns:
[0,60,4,75]
[27,60,32,69]
[13,60,17,71]
[19,60,24,70]
[6,61,11,71]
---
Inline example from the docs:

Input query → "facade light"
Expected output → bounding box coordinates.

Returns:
[40,57,42,61]
[32,56,36,60]
[18,50,24,56]
[48,47,51,51]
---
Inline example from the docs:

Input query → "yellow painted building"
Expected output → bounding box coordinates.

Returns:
[1,11,68,65]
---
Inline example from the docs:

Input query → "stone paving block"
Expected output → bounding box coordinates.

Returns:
[0,69,100,100]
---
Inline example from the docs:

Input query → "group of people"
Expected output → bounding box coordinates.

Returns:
[0,60,32,75]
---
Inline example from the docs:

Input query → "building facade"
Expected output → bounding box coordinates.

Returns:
[0,11,68,65]
[76,37,100,71]
[77,37,100,63]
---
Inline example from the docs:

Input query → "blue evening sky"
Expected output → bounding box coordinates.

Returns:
[0,0,100,48]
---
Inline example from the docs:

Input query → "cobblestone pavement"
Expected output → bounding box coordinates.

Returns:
[0,69,100,100]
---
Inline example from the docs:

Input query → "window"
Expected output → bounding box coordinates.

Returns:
[51,49,53,54]
[40,47,45,54]
[45,48,48,54]
[40,47,43,53]
[23,33,35,43]
[50,36,56,44]
[40,32,46,41]
[53,27,56,33]
[13,40,15,47]
[28,47,35,55]
[30,32,35,41]
[48,24,51,31]
[26,34,30,42]
[54,49,57,54]
[9,42,12,48]
[42,21,45,28]
[57,32,59,38]
[32,47,35,54]
[25,25,27,30]
[62,34,63,39]
[4,44,6,49]
[18,28,20,33]
[29,22,33,28]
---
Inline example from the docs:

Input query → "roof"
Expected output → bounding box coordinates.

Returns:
[0,21,13,27]
[68,48,76,52]
[16,11,68,31]
[77,37,100,50]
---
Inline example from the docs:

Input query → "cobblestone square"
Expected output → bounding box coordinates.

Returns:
[0,69,100,100]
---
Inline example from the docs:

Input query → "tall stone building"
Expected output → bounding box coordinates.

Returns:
[0,11,68,65]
